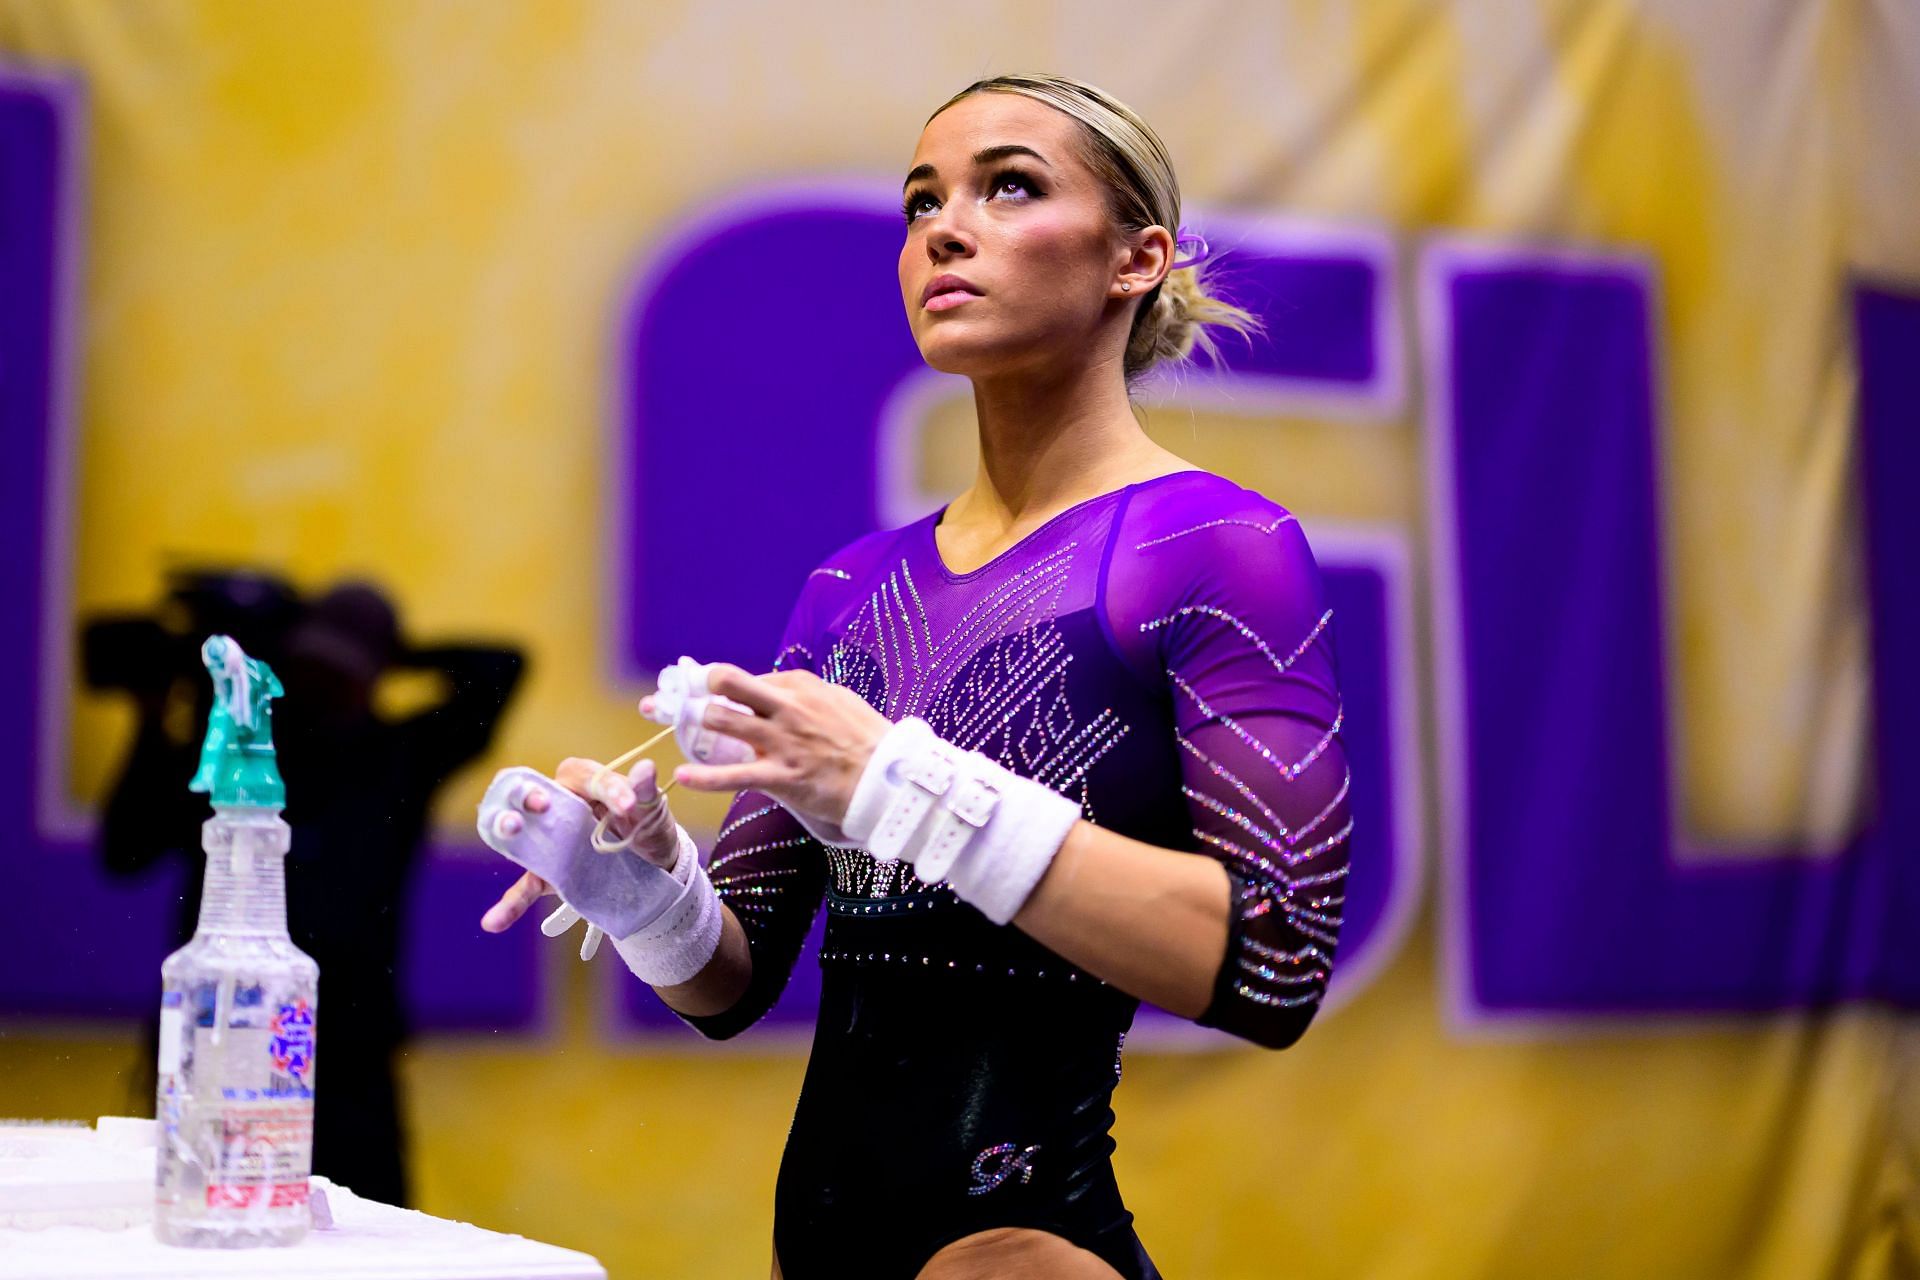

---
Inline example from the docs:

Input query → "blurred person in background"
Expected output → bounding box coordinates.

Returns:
[92,575,526,1207]
[481,73,1349,1279]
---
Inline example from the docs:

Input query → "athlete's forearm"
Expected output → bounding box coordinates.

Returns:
[1013,822,1231,1019]
[653,904,754,1017]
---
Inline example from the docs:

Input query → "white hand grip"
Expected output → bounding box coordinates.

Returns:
[644,655,759,765]
[476,766,683,939]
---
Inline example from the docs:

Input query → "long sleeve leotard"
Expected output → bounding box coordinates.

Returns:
[672,470,1351,1279]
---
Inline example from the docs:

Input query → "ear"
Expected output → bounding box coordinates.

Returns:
[1112,224,1175,298]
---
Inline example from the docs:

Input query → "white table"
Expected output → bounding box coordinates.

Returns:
[1,1119,605,1280]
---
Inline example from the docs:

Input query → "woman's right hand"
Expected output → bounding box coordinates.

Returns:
[478,756,680,933]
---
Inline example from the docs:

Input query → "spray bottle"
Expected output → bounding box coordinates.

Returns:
[154,635,318,1246]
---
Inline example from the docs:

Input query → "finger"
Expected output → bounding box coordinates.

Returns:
[524,787,550,815]
[626,757,675,826]
[674,759,783,794]
[607,758,682,863]
[704,701,774,748]
[490,809,524,841]
[579,924,604,963]
[704,663,789,717]
[638,694,657,718]
[590,811,639,854]
[482,871,552,933]
[591,758,666,846]
[557,757,634,818]
[540,902,581,937]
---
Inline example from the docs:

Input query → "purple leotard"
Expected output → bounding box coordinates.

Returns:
[678,470,1351,1278]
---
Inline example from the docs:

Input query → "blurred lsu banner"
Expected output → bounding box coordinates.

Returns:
[1,2,1917,1275]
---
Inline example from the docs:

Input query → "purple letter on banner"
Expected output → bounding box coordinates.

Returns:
[0,69,188,1019]
[614,190,1414,1032]
[1425,243,1920,1015]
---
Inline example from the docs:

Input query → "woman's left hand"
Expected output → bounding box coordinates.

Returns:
[646,664,892,837]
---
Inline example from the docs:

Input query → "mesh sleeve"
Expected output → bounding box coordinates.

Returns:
[669,583,832,1042]
[1107,498,1352,1049]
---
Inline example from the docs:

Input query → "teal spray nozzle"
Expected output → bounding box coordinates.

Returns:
[187,634,286,809]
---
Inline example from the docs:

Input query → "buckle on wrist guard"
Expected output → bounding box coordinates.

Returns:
[900,745,957,797]
[946,774,1000,827]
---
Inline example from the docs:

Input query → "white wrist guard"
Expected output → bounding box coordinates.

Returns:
[610,824,723,987]
[840,717,1081,925]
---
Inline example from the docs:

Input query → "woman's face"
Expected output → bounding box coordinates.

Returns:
[899,93,1137,379]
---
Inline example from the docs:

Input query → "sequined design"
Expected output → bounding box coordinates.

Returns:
[1140,604,1334,678]
[1135,563,1351,1026]
[772,642,814,671]
[1167,671,1344,781]
[678,472,1348,1280]
[717,803,781,841]
[684,470,1350,1059]
[1132,511,1295,550]
[967,1142,1041,1196]
[813,540,1128,900]
[817,948,1098,983]
[710,836,812,877]
[695,799,824,999]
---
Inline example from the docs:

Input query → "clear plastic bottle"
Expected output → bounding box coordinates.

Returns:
[154,637,318,1247]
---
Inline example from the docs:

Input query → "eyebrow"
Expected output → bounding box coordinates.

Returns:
[903,144,1051,191]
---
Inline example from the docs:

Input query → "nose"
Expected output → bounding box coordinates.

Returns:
[922,202,976,263]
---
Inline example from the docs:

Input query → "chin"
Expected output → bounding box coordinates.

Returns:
[914,324,1028,379]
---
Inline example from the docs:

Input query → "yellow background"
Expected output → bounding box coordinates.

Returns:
[2,2,1917,1276]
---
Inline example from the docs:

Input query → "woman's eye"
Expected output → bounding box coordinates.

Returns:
[903,171,1038,224]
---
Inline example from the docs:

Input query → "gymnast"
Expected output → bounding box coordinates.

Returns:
[479,72,1352,1280]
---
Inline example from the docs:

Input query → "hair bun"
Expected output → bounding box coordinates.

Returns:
[1123,260,1258,382]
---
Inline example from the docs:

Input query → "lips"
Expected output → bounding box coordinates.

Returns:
[921,273,982,307]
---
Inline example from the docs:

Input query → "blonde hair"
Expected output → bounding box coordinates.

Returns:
[928,73,1261,383]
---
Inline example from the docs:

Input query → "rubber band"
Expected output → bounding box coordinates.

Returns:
[599,723,677,780]
[588,722,679,855]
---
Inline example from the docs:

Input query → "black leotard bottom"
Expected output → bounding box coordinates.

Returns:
[769,902,1161,1279]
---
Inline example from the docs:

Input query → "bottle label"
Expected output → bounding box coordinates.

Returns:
[268,998,316,1092]
[156,937,319,1222]
[206,1000,314,1211]
[157,1006,184,1075]
[215,997,316,1102]
[204,1102,313,1209]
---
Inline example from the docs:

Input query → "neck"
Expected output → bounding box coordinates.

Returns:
[957,348,1163,532]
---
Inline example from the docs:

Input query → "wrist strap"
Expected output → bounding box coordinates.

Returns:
[842,718,1080,924]
[610,825,722,986]
[916,769,1001,884]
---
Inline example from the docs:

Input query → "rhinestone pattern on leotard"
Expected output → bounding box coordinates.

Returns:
[677,474,1349,1280]
[688,472,1350,1049]
[810,540,1130,901]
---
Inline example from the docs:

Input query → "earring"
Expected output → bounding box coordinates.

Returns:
[1121,282,1132,293]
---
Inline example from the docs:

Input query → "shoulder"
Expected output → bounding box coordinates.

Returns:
[1100,473,1325,681]
[1115,471,1312,572]
[773,523,915,668]
[803,524,904,592]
